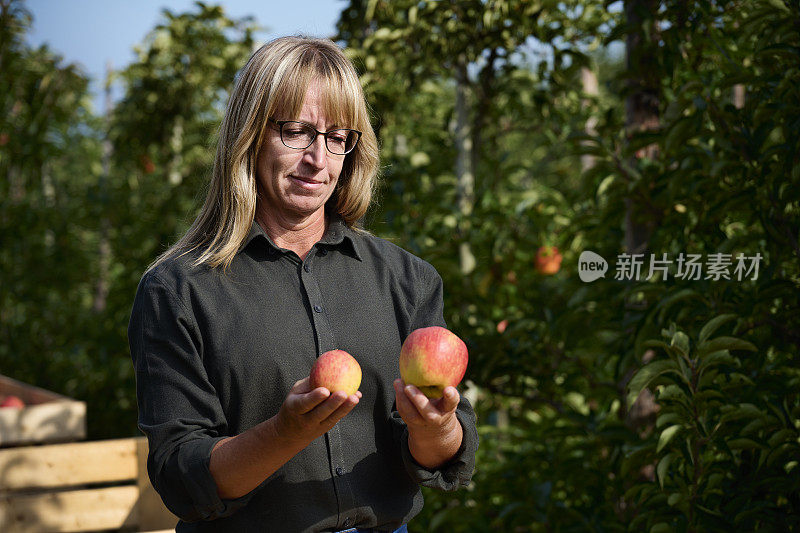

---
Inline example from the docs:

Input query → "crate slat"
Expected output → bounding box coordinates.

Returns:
[0,485,140,532]
[0,438,139,491]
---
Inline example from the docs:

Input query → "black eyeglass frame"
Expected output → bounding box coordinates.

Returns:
[268,118,362,155]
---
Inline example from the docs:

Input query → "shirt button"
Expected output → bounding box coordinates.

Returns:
[335,466,344,476]
[303,264,311,273]
[313,305,323,313]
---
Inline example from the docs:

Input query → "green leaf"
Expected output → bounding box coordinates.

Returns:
[642,339,679,359]
[697,336,757,357]
[719,403,764,425]
[768,429,796,448]
[698,314,737,343]
[727,438,766,450]
[656,452,674,489]
[656,412,684,429]
[664,116,696,154]
[667,492,683,506]
[697,350,738,374]
[658,425,682,453]
[657,384,692,408]
[627,360,682,407]
[650,523,671,533]
[670,331,690,357]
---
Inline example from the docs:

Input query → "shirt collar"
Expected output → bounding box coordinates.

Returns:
[241,214,363,261]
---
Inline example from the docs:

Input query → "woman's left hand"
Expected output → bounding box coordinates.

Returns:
[393,379,463,469]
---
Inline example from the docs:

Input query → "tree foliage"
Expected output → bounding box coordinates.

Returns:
[0,0,257,438]
[338,0,800,530]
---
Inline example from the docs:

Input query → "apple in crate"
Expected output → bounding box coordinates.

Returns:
[0,394,25,408]
[309,350,362,396]
[399,326,468,399]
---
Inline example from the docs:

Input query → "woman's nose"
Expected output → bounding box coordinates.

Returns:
[303,135,327,169]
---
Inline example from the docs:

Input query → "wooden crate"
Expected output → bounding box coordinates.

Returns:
[0,375,86,447]
[0,437,178,532]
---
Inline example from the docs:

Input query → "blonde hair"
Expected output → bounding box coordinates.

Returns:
[150,36,380,271]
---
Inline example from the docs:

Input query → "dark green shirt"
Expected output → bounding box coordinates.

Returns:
[128,217,478,532]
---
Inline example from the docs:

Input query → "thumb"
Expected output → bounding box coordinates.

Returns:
[291,376,313,394]
[441,386,460,413]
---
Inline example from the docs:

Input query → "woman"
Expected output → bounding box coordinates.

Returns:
[129,36,478,532]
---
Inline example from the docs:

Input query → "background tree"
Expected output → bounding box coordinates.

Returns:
[0,1,257,438]
[0,0,104,426]
[338,0,800,530]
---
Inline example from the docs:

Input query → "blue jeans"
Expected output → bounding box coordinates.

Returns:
[339,525,408,533]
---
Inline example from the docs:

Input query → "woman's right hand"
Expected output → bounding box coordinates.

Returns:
[274,377,361,445]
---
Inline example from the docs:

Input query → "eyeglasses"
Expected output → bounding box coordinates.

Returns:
[268,118,361,155]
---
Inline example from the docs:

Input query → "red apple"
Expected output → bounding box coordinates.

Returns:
[140,154,156,174]
[0,394,25,409]
[399,326,468,399]
[309,349,362,396]
[535,245,562,275]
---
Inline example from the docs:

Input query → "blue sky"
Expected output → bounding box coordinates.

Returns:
[25,0,347,111]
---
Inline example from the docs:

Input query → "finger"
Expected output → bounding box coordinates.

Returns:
[394,379,422,422]
[290,387,331,415]
[306,390,349,421]
[404,384,433,414]
[290,376,313,394]
[439,386,460,413]
[319,394,360,428]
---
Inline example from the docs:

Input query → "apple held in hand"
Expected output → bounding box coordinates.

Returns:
[309,349,362,396]
[399,326,468,399]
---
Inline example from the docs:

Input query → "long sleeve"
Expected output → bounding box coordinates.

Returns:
[128,271,258,521]
[391,261,479,491]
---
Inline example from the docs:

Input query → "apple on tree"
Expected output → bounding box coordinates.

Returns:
[399,326,468,399]
[535,245,562,275]
[309,349,362,396]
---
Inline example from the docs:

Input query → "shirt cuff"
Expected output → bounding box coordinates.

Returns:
[168,436,262,521]
[398,408,478,491]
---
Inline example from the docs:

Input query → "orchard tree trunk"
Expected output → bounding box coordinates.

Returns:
[624,0,660,256]
[622,0,662,466]
[733,84,745,109]
[455,57,476,276]
[581,66,599,172]
[168,115,184,185]
[93,61,112,313]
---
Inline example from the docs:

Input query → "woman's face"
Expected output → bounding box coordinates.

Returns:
[256,81,345,224]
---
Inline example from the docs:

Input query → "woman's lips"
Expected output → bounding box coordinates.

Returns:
[290,175,324,190]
